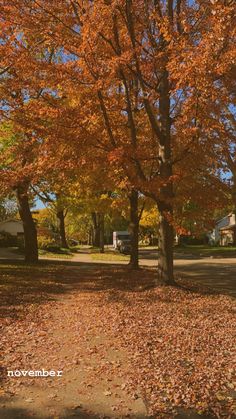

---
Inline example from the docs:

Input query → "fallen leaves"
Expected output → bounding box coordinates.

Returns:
[104,390,112,396]
[1,266,236,418]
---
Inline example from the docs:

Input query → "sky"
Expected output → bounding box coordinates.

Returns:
[34,198,47,210]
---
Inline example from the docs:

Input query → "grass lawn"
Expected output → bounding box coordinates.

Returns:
[11,246,74,259]
[69,244,92,252]
[39,248,73,259]
[175,244,236,257]
[90,249,129,261]
[140,244,236,257]
[139,245,159,250]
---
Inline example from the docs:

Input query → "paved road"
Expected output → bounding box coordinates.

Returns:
[0,247,23,260]
[174,257,236,297]
[139,249,236,297]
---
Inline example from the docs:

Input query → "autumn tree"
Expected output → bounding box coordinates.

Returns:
[1,0,234,281]
[214,77,236,244]
[0,8,61,262]
[75,0,234,282]
[0,123,40,262]
[139,203,160,244]
[32,186,71,249]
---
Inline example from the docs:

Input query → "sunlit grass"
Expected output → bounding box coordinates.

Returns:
[39,249,73,259]
[91,250,129,261]
[175,245,236,256]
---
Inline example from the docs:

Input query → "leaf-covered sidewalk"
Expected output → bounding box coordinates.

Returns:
[1,263,236,418]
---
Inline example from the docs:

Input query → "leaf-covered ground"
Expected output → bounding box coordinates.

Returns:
[1,262,236,418]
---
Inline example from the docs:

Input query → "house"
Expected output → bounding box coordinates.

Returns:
[209,213,236,246]
[0,219,24,236]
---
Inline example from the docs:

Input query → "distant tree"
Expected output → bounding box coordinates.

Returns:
[0,123,40,262]
[0,197,18,222]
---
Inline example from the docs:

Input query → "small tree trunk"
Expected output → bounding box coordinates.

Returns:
[89,228,93,245]
[149,233,153,245]
[91,212,100,247]
[129,189,139,269]
[232,173,236,245]
[57,209,69,248]
[16,184,38,263]
[158,208,175,285]
[99,213,105,253]
[88,230,91,245]
[157,67,176,285]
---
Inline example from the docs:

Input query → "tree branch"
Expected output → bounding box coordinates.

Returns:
[97,90,116,147]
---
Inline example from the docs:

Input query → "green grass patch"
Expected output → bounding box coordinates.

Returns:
[10,246,73,258]
[139,245,159,250]
[90,250,129,261]
[39,249,73,259]
[174,245,236,257]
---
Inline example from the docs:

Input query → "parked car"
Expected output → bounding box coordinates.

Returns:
[119,239,131,254]
[69,239,79,246]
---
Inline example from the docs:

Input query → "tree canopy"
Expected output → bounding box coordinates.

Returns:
[0,0,235,278]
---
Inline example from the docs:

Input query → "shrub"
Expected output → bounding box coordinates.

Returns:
[37,235,57,250]
[0,231,17,247]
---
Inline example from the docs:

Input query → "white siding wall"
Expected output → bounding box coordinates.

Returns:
[229,213,236,226]
[0,221,24,236]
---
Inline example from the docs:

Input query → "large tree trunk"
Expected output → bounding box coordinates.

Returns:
[56,209,69,248]
[99,213,105,253]
[157,68,176,285]
[129,189,139,269]
[91,212,100,247]
[16,184,38,263]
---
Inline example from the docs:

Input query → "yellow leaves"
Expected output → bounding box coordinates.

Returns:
[140,207,159,229]
[100,193,109,201]
[216,392,227,401]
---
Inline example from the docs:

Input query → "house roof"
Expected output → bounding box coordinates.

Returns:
[216,212,236,225]
[216,213,232,224]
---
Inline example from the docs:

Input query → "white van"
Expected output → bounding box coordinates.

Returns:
[113,231,131,250]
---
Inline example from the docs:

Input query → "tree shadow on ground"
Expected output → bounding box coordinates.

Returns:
[63,407,151,418]
[0,407,40,419]
[0,404,100,419]
[175,262,236,298]
[0,258,235,321]
[0,395,151,418]
[0,402,217,419]
[0,260,157,320]
[0,402,219,419]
